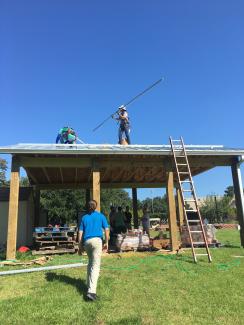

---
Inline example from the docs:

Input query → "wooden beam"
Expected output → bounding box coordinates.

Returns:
[19,157,92,168]
[26,169,39,184]
[132,188,139,228]
[177,188,184,227]
[231,161,244,247]
[75,168,78,184]
[36,182,165,190]
[166,171,179,251]
[86,189,91,209]
[19,156,232,169]
[6,157,20,260]
[59,168,64,184]
[92,170,100,212]
[42,168,51,184]
[34,189,40,226]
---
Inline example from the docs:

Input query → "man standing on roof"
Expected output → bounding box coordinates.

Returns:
[78,200,109,301]
[56,127,77,144]
[114,105,131,145]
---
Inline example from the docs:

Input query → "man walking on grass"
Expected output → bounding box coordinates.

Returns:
[78,200,109,301]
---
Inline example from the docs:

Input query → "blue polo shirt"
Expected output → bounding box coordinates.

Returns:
[79,211,109,241]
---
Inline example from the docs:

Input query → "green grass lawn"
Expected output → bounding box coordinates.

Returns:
[0,229,244,325]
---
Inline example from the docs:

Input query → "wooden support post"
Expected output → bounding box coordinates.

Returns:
[231,161,244,247]
[166,171,179,251]
[92,170,100,212]
[177,188,184,228]
[34,188,40,226]
[132,188,139,229]
[6,157,20,260]
[85,188,91,209]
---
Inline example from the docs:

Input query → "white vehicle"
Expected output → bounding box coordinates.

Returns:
[149,218,160,229]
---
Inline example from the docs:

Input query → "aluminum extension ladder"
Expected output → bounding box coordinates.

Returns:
[169,136,212,263]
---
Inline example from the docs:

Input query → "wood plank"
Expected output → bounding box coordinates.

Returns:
[34,188,40,226]
[231,162,244,247]
[32,248,76,255]
[42,167,51,184]
[177,188,184,227]
[36,182,165,190]
[166,171,179,251]
[6,157,20,260]
[92,170,101,212]
[86,189,91,208]
[132,188,139,228]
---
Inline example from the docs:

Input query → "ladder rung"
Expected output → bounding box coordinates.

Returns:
[178,163,187,166]
[195,254,208,256]
[182,190,192,192]
[184,199,195,202]
[172,139,181,142]
[188,220,200,222]
[190,231,203,233]
[193,242,205,245]
[175,155,185,157]
[179,172,189,174]
[181,181,191,183]
[185,209,197,212]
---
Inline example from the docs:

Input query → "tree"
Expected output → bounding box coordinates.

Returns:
[20,177,30,186]
[0,158,8,186]
[141,195,168,221]
[200,186,237,223]
[40,188,132,224]
[224,186,234,198]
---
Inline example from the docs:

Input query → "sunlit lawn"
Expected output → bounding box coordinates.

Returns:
[0,229,244,325]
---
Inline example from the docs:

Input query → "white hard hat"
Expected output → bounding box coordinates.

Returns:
[119,105,126,110]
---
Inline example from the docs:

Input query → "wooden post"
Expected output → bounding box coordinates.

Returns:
[6,157,20,260]
[231,161,244,247]
[85,188,91,209]
[177,188,184,228]
[166,171,179,251]
[92,170,100,212]
[34,188,40,226]
[132,188,139,228]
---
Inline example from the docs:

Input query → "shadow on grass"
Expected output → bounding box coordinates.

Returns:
[222,242,241,248]
[108,317,141,325]
[45,272,87,300]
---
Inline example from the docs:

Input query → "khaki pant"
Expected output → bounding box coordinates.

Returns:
[84,237,102,294]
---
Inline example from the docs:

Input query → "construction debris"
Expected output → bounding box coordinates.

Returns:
[0,256,52,267]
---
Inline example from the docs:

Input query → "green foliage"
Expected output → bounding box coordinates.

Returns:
[40,189,132,223]
[0,158,8,186]
[224,185,234,198]
[101,189,132,216]
[40,190,85,223]
[20,177,30,186]
[200,192,237,223]
[141,195,168,220]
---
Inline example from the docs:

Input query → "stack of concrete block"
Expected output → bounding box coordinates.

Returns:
[181,224,217,246]
[116,233,150,251]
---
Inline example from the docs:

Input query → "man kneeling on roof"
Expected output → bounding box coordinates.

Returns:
[56,126,77,144]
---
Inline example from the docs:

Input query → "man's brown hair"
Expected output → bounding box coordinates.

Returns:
[88,200,97,212]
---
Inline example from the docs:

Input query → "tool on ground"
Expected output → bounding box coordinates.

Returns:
[92,77,163,132]
[169,136,212,263]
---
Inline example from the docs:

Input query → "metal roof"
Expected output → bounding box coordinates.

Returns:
[0,143,244,156]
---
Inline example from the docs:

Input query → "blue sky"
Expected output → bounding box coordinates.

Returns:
[0,0,244,199]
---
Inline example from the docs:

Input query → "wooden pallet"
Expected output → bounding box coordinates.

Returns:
[32,248,76,255]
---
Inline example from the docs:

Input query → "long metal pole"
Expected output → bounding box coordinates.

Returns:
[92,77,163,132]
